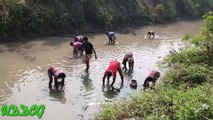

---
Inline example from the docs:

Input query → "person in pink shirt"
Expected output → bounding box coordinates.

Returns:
[143,70,160,90]
[122,52,134,72]
[103,61,124,87]
[48,66,66,90]
[70,41,84,58]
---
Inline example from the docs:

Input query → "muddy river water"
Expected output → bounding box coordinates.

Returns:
[0,20,202,120]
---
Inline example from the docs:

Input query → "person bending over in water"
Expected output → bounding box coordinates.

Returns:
[147,31,155,39]
[143,70,160,90]
[122,52,134,72]
[70,41,84,58]
[48,65,66,91]
[103,60,124,87]
[82,36,97,72]
[106,31,116,44]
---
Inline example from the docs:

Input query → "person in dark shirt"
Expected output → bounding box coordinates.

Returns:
[82,36,97,72]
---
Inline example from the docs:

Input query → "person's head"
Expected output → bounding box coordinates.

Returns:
[70,42,74,46]
[156,72,160,78]
[83,36,88,43]
[106,70,113,78]
[58,73,66,79]
[105,31,109,35]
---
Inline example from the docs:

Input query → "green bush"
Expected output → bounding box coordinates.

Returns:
[96,13,213,120]
[0,0,212,40]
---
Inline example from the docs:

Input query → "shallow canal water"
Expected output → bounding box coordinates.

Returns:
[0,20,202,120]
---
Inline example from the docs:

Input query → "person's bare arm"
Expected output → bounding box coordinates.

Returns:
[103,74,106,86]
[111,76,116,86]
[93,48,97,59]
[131,62,134,71]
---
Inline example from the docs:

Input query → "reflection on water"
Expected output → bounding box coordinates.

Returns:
[81,72,94,92]
[49,89,67,104]
[0,20,202,120]
[102,85,123,100]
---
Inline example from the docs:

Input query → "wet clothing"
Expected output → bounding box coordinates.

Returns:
[83,42,94,55]
[48,66,66,90]
[107,32,116,39]
[144,70,160,83]
[104,61,120,78]
[122,52,134,65]
[48,66,64,79]
[143,70,160,89]
[149,70,160,80]
[73,42,83,49]
[123,52,133,61]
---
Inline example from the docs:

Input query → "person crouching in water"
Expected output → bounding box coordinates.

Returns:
[70,41,84,58]
[103,60,124,87]
[106,31,116,44]
[48,65,66,91]
[147,31,155,39]
[82,36,97,72]
[122,52,134,72]
[143,70,160,90]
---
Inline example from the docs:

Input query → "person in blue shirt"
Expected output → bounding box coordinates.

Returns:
[106,31,116,44]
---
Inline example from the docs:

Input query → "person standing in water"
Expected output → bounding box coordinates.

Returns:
[82,36,97,72]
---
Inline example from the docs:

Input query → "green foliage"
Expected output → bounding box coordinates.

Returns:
[97,84,213,120]
[0,0,212,40]
[96,13,213,120]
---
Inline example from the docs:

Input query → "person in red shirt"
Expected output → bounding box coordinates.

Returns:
[70,41,84,58]
[48,66,66,90]
[122,52,134,72]
[103,61,124,87]
[143,70,160,90]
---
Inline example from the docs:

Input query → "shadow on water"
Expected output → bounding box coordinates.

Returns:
[49,89,67,104]
[124,70,133,78]
[81,72,94,92]
[102,84,123,99]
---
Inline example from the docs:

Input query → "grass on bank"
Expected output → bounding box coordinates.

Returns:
[96,12,213,120]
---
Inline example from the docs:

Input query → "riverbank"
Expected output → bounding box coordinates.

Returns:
[95,13,213,120]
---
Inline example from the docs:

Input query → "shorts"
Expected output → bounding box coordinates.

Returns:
[82,54,92,63]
